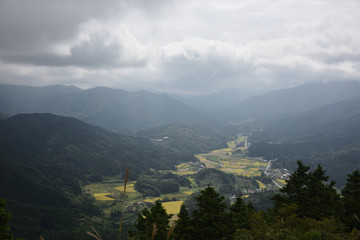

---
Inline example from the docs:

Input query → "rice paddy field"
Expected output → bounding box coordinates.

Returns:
[193,135,267,177]
[94,193,115,201]
[162,201,184,215]
[256,180,267,189]
[197,153,266,177]
[172,162,198,175]
[85,180,142,203]
[113,183,137,193]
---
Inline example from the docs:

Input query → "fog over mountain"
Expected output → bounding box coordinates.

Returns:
[0,84,225,132]
[225,81,360,123]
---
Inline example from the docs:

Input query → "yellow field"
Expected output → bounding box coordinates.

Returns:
[218,158,267,177]
[276,179,287,185]
[94,193,114,201]
[144,197,162,203]
[183,190,195,195]
[162,201,184,215]
[256,180,266,189]
[113,183,137,193]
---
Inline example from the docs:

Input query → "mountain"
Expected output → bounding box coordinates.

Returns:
[225,81,360,123]
[247,97,360,187]
[0,84,82,114]
[171,89,260,113]
[0,113,179,238]
[135,123,228,161]
[0,84,224,132]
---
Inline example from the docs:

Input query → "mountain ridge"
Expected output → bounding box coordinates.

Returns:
[0,84,225,132]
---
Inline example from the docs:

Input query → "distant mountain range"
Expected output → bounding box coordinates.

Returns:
[0,84,224,132]
[225,81,360,123]
[171,89,261,113]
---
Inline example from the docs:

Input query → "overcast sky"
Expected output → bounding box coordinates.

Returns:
[0,0,359,94]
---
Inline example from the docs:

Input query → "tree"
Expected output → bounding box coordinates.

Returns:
[130,200,172,240]
[0,198,13,240]
[342,170,360,230]
[229,197,256,233]
[272,161,342,220]
[191,185,229,240]
[173,204,192,240]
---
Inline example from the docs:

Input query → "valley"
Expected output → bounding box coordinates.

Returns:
[85,135,287,224]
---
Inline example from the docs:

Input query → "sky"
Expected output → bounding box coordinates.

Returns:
[0,0,359,95]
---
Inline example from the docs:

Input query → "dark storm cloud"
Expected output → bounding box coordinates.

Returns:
[0,0,121,51]
[0,33,147,68]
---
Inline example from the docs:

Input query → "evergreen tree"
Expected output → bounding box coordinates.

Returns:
[0,198,13,240]
[191,185,229,240]
[229,197,256,233]
[297,164,342,219]
[272,161,342,220]
[130,200,172,240]
[173,204,192,240]
[342,170,360,231]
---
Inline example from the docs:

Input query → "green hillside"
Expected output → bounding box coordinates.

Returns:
[0,113,179,239]
[248,97,360,186]
[135,123,228,162]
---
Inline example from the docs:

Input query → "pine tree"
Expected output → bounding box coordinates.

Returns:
[229,197,255,233]
[191,185,229,240]
[131,200,172,240]
[342,170,360,231]
[272,161,342,220]
[173,204,192,240]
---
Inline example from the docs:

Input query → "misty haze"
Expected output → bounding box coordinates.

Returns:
[1,1,360,240]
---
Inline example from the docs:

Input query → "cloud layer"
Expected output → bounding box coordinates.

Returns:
[0,0,359,94]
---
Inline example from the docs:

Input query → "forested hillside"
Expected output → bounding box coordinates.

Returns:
[135,123,228,161]
[248,97,360,186]
[0,113,180,239]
